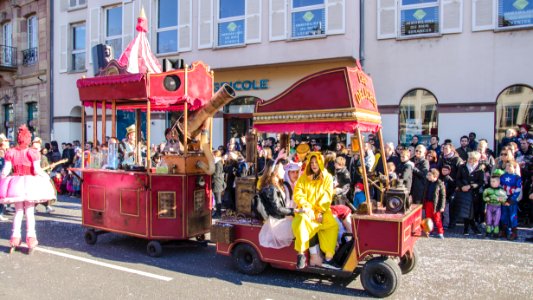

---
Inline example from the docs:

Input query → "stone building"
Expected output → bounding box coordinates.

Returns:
[0,0,50,141]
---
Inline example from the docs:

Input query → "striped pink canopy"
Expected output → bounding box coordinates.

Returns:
[117,10,161,74]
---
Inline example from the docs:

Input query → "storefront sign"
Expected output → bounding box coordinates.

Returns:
[292,9,326,37]
[400,7,439,36]
[215,79,269,92]
[498,0,533,28]
[218,20,244,46]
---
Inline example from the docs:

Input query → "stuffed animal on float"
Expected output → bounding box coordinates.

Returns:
[421,218,434,236]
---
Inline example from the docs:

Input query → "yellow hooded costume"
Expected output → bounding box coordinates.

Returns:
[292,152,338,257]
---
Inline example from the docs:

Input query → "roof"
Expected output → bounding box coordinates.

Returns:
[253,62,382,134]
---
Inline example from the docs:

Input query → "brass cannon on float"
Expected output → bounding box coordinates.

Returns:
[75,61,235,257]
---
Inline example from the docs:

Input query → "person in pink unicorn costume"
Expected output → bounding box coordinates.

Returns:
[0,125,56,254]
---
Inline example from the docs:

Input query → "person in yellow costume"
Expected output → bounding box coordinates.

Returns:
[292,152,338,269]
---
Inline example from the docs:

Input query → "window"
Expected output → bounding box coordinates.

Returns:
[399,89,438,146]
[71,23,86,71]
[217,0,245,46]
[291,0,326,38]
[497,0,533,29]
[69,0,87,9]
[2,22,13,66]
[157,0,179,53]
[28,16,38,49]
[105,6,122,59]
[4,103,14,140]
[378,0,461,39]
[495,85,533,152]
[400,0,439,37]
[27,102,38,133]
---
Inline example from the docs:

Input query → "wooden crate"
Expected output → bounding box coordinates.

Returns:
[162,154,208,175]
[211,223,235,244]
[235,176,256,216]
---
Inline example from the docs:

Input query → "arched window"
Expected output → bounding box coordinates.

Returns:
[495,85,533,152]
[399,89,438,146]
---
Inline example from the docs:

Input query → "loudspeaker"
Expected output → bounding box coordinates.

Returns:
[384,186,410,213]
[162,58,185,72]
[92,44,113,75]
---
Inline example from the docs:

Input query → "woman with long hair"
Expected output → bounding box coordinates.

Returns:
[0,125,56,253]
[258,159,296,249]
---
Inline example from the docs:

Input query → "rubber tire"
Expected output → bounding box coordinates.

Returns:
[399,247,418,274]
[196,234,206,242]
[232,243,267,275]
[146,241,163,257]
[84,230,97,245]
[361,257,401,298]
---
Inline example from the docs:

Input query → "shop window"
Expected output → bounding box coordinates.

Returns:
[291,0,326,37]
[71,23,86,71]
[223,96,258,114]
[497,0,533,29]
[495,84,533,152]
[399,88,438,146]
[105,5,123,59]
[4,103,14,140]
[27,102,38,133]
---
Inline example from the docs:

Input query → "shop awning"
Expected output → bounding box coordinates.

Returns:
[253,62,382,134]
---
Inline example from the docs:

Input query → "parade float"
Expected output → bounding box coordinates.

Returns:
[75,10,235,257]
[214,61,423,298]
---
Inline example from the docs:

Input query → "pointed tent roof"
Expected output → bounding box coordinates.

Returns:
[117,8,162,74]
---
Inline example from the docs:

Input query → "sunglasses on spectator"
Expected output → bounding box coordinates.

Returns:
[501,153,508,156]
[415,150,422,153]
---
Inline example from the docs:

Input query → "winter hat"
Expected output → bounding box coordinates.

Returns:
[491,169,504,178]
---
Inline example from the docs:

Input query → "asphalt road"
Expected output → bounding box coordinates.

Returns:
[0,196,532,300]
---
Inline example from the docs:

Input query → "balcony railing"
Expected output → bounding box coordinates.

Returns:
[0,45,17,68]
[22,47,38,66]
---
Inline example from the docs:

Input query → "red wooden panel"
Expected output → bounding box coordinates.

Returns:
[88,185,105,212]
[185,175,212,237]
[355,219,400,259]
[150,175,184,239]
[120,189,140,216]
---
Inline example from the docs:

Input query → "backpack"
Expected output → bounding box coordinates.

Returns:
[252,194,268,221]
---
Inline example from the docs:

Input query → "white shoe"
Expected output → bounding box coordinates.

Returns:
[0,215,8,222]
[45,207,55,213]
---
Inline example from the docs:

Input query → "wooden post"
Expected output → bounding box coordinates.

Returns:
[92,102,97,149]
[377,128,389,186]
[135,109,141,165]
[81,106,85,169]
[357,128,372,215]
[184,102,188,156]
[101,100,107,146]
[111,100,116,137]
[146,100,151,168]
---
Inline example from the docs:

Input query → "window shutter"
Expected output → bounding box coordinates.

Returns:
[269,0,287,41]
[60,0,68,12]
[246,0,262,44]
[326,0,345,35]
[472,0,494,31]
[377,0,396,39]
[198,0,213,49]
[178,0,192,51]
[441,0,462,34]
[89,7,100,65]
[60,24,68,73]
[122,1,134,50]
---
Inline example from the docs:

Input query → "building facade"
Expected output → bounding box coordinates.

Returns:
[0,0,50,141]
[53,0,358,147]
[366,0,533,151]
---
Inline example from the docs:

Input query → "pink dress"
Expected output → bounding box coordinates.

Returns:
[0,147,56,204]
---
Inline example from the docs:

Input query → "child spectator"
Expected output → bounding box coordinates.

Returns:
[333,156,351,205]
[500,161,522,240]
[53,172,63,194]
[482,170,507,238]
[439,165,455,228]
[387,162,398,185]
[66,169,74,196]
[352,182,366,209]
[423,168,446,239]
[59,168,68,195]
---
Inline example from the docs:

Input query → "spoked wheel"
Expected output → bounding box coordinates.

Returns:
[146,241,163,257]
[232,243,267,275]
[361,257,401,298]
[84,229,98,245]
[399,247,418,274]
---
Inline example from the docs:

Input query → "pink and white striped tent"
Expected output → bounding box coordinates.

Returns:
[117,9,162,74]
